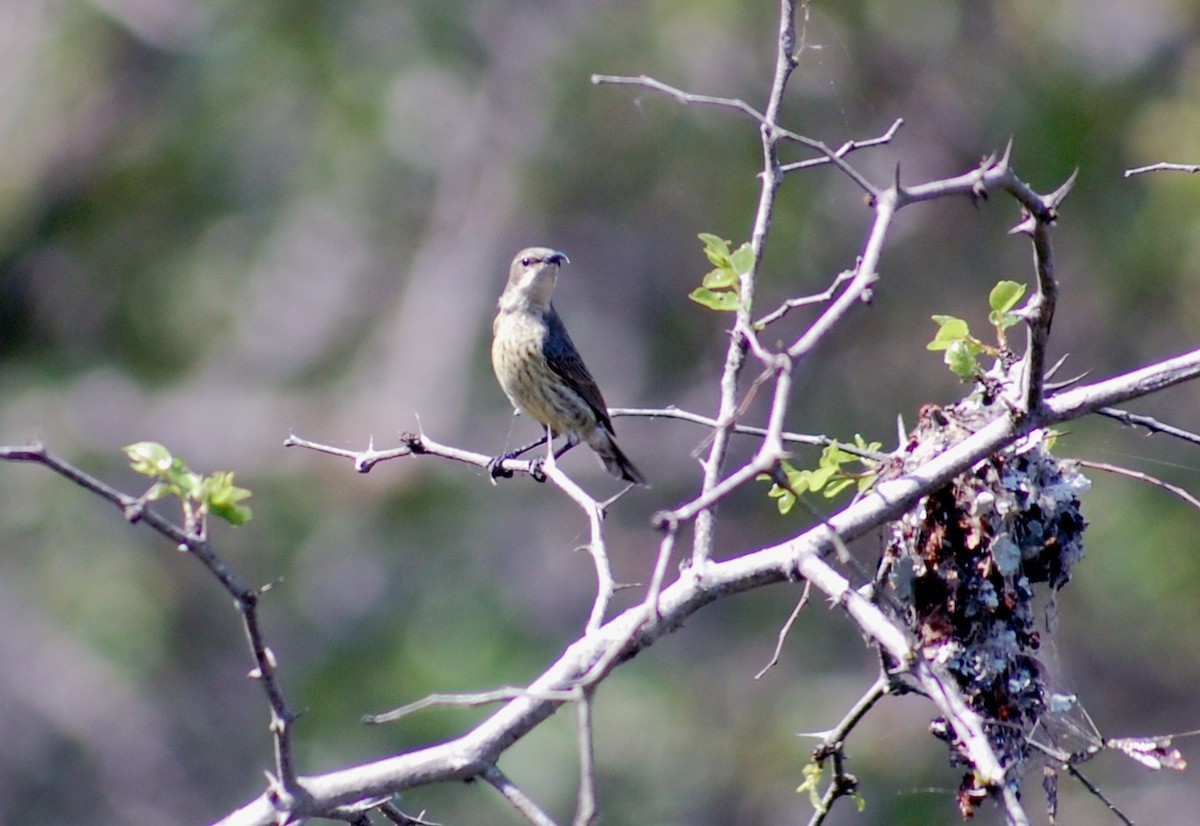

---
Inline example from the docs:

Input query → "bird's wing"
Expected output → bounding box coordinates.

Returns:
[543,306,616,432]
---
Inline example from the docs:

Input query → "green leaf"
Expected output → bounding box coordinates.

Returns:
[824,477,855,498]
[774,488,796,515]
[988,280,1027,314]
[702,268,738,289]
[689,287,740,312]
[698,233,731,268]
[729,243,755,276]
[945,338,982,380]
[124,441,173,477]
[798,763,824,810]
[927,315,970,350]
[122,443,253,526]
[806,464,836,492]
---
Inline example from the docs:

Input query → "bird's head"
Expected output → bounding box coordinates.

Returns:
[501,247,570,310]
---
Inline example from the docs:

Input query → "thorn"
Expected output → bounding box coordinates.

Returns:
[1008,213,1037,237]
[1046,167,1079,211]
[999,138,1014,170]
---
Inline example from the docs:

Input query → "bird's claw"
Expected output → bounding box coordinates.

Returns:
[488,455,514,481]
[529,457,547,484]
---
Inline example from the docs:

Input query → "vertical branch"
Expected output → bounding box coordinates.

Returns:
[691,0,799,569]
[542,452,614,632]
[1008,171,1075,414]
[572,690,598,826]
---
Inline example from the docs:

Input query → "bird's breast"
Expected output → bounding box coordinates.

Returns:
[491,310,596,436]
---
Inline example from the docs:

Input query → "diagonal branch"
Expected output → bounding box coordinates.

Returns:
[482,765,561,826]
[0,443,306,815]
[213,348,1200,826]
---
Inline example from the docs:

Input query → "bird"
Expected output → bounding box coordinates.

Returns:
[491,247,647,485]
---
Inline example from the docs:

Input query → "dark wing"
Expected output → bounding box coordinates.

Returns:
[543,305,616,432]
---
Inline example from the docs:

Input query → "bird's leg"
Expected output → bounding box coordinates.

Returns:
[528,426,566,484]
[488,431,551,482]
[553,433,579,460]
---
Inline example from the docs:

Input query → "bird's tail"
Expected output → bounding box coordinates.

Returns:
[588,428,648,486]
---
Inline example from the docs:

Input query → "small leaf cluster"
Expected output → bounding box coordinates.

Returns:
[689,232,754,312]
[124,441,253,527]
[797,761,865,813]
[762,436,882,515]
[927,280,1026,381]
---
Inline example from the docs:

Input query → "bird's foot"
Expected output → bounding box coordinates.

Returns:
[488,454,546,484]
[487,454,515,481]
[528,457,547,484]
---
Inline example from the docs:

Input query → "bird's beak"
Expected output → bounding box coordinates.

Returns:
[546,251,569,266]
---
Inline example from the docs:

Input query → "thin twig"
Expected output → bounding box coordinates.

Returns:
[780,118,904,175]
[0,444,307,815]
[645,523,678,619]
[1097,406,1200,447]
[573,691,598,826]
[284,429,543,480]
[364,686,580,726]
[754,269,855,328]
[1124,162,1200,177]
[805,673,890,760]
[1075,459,1200,512]
[1063,765,1134,826]
[481,765,562,826]
[1010,170,1076,414]
[611,405,826,447]
[786,185,894,361]
[377,802,439,826]
[589,73,878,197]
[754,580,811,679]
[541,449,615,632]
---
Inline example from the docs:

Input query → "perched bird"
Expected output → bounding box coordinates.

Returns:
[491,247,647,485]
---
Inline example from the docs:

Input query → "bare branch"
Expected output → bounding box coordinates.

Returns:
[1075,459,1200,512]
[481,766,561,826]
[1062,765,1135,826]
[364,687,576,726]
[1010,170,1077,414]
[805,672,890,758]
[1125,162,1200,177]
[786,185,895,360]
[0,444,307,815]
[377,802,439,826]
[754,580,811,679]
[541,450,615,632]
[589,73,879,196]
[754,269,855,328]
[611,406,832,448]
[573,692,598,826]
[1097,406,1200,447]
[779,118,904,175]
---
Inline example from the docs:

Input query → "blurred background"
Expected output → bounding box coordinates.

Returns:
[2,0,1200,823]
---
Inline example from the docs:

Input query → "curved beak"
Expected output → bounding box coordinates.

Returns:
[546,251,569,266]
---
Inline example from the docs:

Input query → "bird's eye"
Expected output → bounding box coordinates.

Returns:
[521,257,535,267]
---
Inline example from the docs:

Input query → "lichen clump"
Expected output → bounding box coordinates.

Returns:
[878,400,1090,816]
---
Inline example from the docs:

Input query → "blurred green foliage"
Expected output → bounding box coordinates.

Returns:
[3,1,1200,824]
